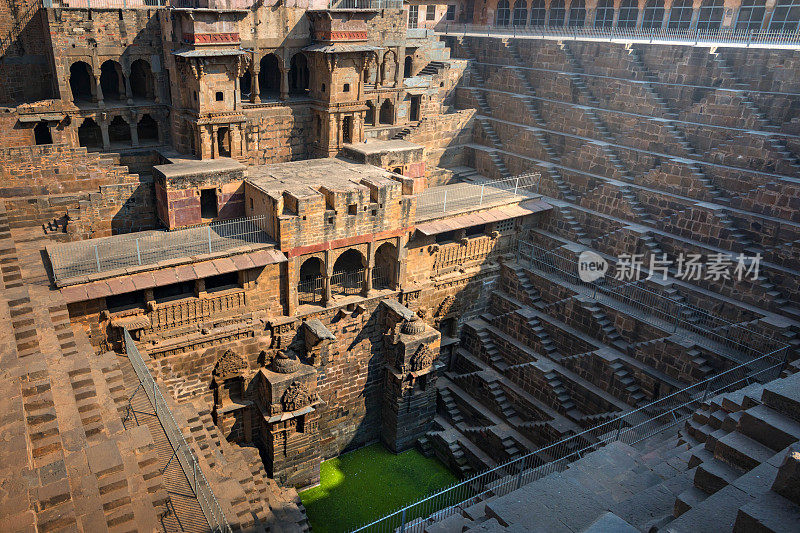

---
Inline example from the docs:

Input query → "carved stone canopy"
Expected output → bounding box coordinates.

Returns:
[281,381,311,412]
[401,315,425,335]
[410,344,435,372]
[271,350,301,374]
[212,349,246,381]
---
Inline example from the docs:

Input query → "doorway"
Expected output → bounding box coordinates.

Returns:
[218,127,231,157]
[201,188,218,219]
[410,95,421,122]
[342,116,353,144]
[34,121,52,145]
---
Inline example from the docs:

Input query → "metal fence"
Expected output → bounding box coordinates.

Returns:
[517,240,786,362]
[435,23,800,49]
[43,0,168,7]
[416,174,541,220]
[328,0,403,9]
[49,216,272,283]
[350,241,789,533]
[297,266,390,305]
[124,329,232,533]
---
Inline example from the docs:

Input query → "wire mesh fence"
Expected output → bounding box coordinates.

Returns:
[328,0,403,9]
[124,330,232,533]
[416,174,541,220]
[436,23,800,49]
[349,241,790,533]
[49,216,272,283]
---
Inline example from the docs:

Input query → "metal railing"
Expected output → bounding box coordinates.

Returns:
[297,266,390,305]
[328,0,403,9]
[351,241,789,533]
[416,173,541,221]
[517,240,787,361]
[49,216,272,283]
[124,329,232,533]
[351,351,785,532]
[44,0,167,7]
[435,23,800,49]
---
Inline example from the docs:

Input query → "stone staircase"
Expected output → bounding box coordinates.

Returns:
[421,372,800,532]
[420,60,446,76]
[489,151,511,178]
[543,369,577,415]
[487,380,519,421]
[581,301,629,351]
[608,360,646,405]
[528,317,559,358]
[619,185,656,225]
[478,117,503,149]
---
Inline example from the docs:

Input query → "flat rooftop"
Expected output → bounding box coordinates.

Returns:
[343,139,423,156]
[245,157,400,197]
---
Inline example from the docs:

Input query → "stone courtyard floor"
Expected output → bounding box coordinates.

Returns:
[299,443,458,532]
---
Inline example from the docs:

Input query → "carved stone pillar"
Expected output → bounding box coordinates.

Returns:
[94,76,105,107]
[251,68,261,104]
[211,126,218,159]
[129,117,139,146]
[123,69,133,104]
[99,120,110,150]
[280,67,289,100]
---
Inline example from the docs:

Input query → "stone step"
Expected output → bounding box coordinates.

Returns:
[738,404,800,452]
[713,432,775,472]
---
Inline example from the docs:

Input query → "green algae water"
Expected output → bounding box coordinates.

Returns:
[299,442,458,533]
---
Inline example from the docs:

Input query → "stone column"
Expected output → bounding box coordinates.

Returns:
[662,3,671,29]
[323,250,333,306]
[251,68,261,104]
[395,46,405,87]
[280,67,289,100]
[363,241,375,297]
[396,234,408,290]
[636,0,646,28]
[211,126,218,159]
[157,116,166,144]
[100,121,111,150]
[94,75,105,107]
[129,117,139,146]
[124,69,134,104]
[234,76,241,110]
[199,127,211,159]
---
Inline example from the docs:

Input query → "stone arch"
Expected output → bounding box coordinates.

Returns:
[129,59,154,100]
[568,0,586,26]
[512,0,527,26]
[298,256,324,305]
[379,99,394,125]
[78,118,102,149]
[548,0,566,26]
[374,241,398,290]
[69,61,93,102]
[594,0,615,27]
[331,249,366,296]
[697,0,724,31]
[495,0,511,26]
[289,53,309,95]
[108,115,131,145]
[404,55,413,77]
[668,0,694,28]
[618,0,640,28]
[259,53,281,98]
[217,126,231,157]
[332,248,366,274]
[137,114,158,143]
[381,50,398,87]
[530,0,547,25]
[34,121,52,145]
[100,60,125,101]
[364,53,379,85]
[642,0,665,29]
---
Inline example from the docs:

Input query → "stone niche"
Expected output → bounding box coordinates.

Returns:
[211,349,253,443]
[380,300,441,453]
[254,350,321,488]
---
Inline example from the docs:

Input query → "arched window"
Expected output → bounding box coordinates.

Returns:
[736,0,767,31]
[298,257,324,305]
[548,0,566,26]
[379,99,394,124]
[594,0,615,28]
[769,0,800,32]
[530,0,546,25]
[129,59,154,100]
[331,249,366,296]
[259,54,281,98]
[374,242,398,290]
[34,121,52,145]
[496,0,511,26]
[513,0,528,25]
[404,55,413,77]
[618,0,640,28]
[137,114,158,143]
[69,62,93,102]
[100,60,125,101]
[568,0,586,27]
[78,118,102,149]
[289,53,309,95]
[668,0,694,29]
[642,0,665,29]
[697,0,724,31]
[108,116,131,146]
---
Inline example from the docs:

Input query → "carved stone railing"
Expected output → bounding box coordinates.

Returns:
[148,289,246,331]
[432,234,516,273]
